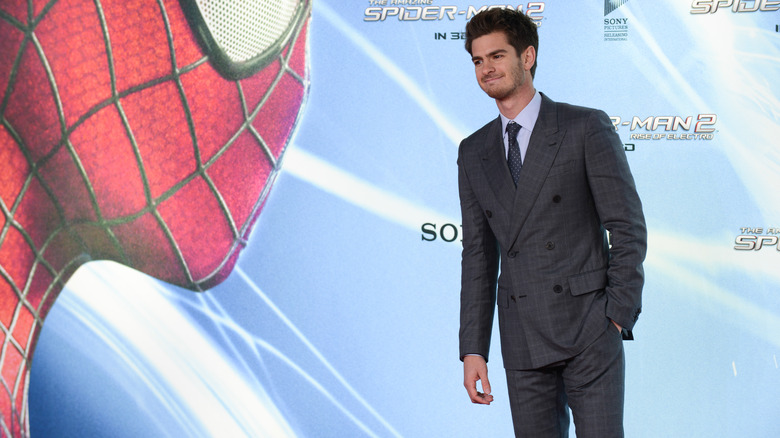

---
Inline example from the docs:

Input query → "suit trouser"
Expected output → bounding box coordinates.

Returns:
[504,324,625,438]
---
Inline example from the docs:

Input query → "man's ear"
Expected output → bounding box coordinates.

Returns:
[522,46,536,72]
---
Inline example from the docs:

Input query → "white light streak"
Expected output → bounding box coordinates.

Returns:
[236,267,403,438]
[628,1,780,221]
[61,262,295,438]
[318,1,467,145]
[284,146,459,231]
[647,232,780,349]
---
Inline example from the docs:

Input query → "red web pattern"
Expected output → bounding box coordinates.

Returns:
[0,0,310,435]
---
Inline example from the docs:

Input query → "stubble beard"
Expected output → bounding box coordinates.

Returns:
[481,64,526,101]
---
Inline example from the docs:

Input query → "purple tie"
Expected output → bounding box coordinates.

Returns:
[506,121,522,186]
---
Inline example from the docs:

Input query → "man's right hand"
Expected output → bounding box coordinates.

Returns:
[463,355,493,404]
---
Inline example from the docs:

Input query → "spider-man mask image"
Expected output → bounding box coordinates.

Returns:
[0,0,311,435]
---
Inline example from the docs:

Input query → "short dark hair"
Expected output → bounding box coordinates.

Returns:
[465,8,539,78]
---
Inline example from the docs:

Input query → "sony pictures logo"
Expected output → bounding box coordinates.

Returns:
[734,227,780,251]
[691,0,780,13]
[604,0,630,42]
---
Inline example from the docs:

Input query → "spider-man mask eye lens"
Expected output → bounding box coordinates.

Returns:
[179,0,309,80]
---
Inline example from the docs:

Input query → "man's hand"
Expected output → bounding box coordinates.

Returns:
[463,355,493,405]
[611,319,623,333]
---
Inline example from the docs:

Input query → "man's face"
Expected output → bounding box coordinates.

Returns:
[470,31,530,101]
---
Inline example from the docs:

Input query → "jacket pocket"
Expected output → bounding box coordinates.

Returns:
[568,267,608,296]
[547,159,576,176]
[497,286,509,308]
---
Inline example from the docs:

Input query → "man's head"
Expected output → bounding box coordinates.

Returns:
[465,8,538,78]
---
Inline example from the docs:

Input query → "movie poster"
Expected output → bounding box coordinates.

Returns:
[0,0,777,436]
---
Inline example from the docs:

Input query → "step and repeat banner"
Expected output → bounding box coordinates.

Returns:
[1,0,778,437]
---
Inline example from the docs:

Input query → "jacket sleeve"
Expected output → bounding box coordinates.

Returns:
[583,109,647,336]
[457,140,500,360]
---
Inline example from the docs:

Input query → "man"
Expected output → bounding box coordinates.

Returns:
[457,8,646,437]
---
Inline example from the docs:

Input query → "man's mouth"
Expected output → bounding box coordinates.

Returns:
[482,75,502,84]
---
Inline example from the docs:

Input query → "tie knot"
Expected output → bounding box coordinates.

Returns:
[506,121,521,138]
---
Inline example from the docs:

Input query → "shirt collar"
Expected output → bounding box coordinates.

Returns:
[500,90,542,134]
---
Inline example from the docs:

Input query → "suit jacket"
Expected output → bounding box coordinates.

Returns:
[458,93,646,370]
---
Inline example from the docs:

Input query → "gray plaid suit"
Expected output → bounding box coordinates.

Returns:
[458,93,646,436]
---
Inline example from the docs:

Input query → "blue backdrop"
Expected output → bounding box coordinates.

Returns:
[29,1,780,436]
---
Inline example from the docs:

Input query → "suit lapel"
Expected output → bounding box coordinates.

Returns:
[479,117,515,214]
[508,94,566,249]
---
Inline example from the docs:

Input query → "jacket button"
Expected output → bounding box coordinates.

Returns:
[553,285,563,293]
[545,241,555,250]
[485,210,492,218]
[552,195,561,203]
[508,251,518,258]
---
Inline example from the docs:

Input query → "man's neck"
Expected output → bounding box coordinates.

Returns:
[496,86,536,120]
